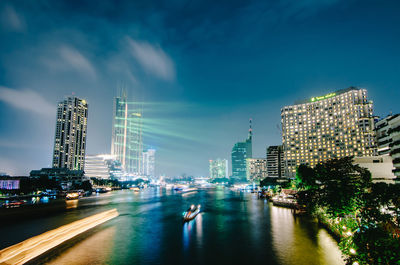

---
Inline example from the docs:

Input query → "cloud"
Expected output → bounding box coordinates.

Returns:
[127,38,175,81]
[58,46,97,79]
[1,5,25,32]
[0,86,55,116]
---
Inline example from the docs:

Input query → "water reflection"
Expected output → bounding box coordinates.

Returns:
[13,189,345,265]
[44,225,116,265]
[270,205,344,265]
[65,199,78,209]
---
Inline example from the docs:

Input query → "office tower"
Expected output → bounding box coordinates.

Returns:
[142,149,156,177]
[52,96,88,171]
[375,114,399,155]
[209,159,228,179]
[111,93,143,175]
[281,87,376,178]
[246,158,267,183]
[231,119,253,180]
[266,145,284,178]
[388,115,400,179]
[84,154,115,179]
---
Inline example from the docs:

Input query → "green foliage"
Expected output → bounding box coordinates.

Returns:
[295,164,318,190]
[315,157,371,216]
[347,183,400,265]
[295,157,400,265]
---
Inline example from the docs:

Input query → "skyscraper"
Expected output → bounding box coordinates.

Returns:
[231,119,253,180]
[281,87,376,177]
[142,149,156,177]
[111,93,143,175]
[209,159,228,179]
[53,96,88,171]
[266,145,284,178]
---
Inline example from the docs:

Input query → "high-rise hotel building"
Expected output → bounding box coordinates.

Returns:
[53,96,88,170]
[281,87,376,177]
[111,93,143,175]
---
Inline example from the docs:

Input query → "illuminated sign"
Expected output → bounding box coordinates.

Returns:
[310,93,336,102]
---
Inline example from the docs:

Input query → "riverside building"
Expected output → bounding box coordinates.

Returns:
[52,96,88,171]
[281,87,376,177]
[266,145,284,178]
[209,159,228,179]
[84,154,116,179]
[388,115,400,179]
[246,158,267,183]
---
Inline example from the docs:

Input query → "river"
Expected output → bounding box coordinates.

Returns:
[0,187,344,265]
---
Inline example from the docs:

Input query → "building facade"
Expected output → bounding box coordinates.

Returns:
[209,159,228,179]
[375,114,399,155]
[246,158,267,183]
[353,155,396,183]
[231,120,252,180]
[281,87,376,177]
[30,168,86,189]
[111,94,143,175]
[84,154,115,179]
[388,115,400,179]
[142,149,156,177]
[266,145,284,178]
[53,96,88,171]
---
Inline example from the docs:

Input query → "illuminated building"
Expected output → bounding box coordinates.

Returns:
[52,96,88,170]
[84,154,116,179]
[209,159,228,179]
[266,145,284,178]
[388,115,400,179]
[281,87,376,177]
[111,93,143,175]
[231,119,253,180]
[246,158,267,183]
[142,149,156,177]
[375,114,399,155]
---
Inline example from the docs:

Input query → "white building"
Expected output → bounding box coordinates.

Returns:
[84,154,115,179]
[375,114,399,155]
[142,149,156,177]
[353,155,396,183]
[388,115,400,179]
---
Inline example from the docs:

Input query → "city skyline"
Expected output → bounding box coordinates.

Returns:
[1,0,400,176]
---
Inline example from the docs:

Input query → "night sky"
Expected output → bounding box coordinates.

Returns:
[1,0,400,176]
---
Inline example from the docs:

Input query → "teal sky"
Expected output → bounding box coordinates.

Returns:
[0,0,400,176]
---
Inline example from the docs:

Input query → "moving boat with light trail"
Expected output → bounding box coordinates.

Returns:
[182,204,200,222]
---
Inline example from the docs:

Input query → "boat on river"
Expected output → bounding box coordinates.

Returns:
[182,204,200,222]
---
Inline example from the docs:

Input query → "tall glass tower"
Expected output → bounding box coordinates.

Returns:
[53,96,88,170]
[111,93,143,175]
[231,119,253,180]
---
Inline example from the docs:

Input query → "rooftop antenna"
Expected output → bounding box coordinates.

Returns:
[248,118,253,140]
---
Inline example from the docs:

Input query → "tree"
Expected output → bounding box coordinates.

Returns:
[315,157,371,217]
[346,183,400,265]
